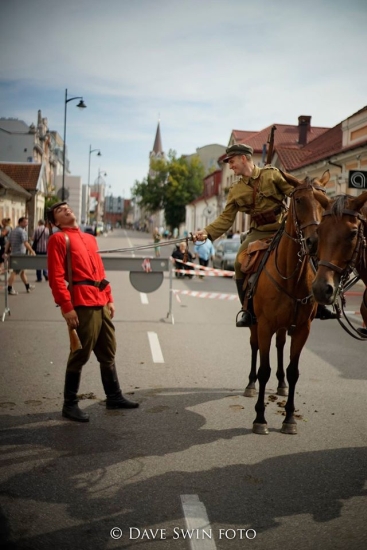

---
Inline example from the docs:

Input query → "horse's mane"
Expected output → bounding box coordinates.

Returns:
[330,194,355,217]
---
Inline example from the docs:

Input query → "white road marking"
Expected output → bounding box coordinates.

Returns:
[140,293,149,304]
[123,230,135,256]
[147,332,164,363]
[180,495,217,550]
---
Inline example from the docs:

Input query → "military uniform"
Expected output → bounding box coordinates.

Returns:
[205,164,294,278]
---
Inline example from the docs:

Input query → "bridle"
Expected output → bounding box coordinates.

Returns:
[316,206,367,340]
[263,181,326,333]
[274,181,326,279]
[317,208,366,284]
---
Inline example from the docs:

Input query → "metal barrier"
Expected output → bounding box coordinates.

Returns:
[1,255,173,323]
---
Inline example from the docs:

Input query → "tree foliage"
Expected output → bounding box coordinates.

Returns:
[131,149,204,229]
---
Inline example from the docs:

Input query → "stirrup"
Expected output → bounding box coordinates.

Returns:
[236,309,256,328]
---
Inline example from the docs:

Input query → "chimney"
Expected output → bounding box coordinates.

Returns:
[298,115,311,146]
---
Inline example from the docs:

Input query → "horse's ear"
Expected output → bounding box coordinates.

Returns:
[279,169,301,188]
[351,190,367,212]
[318,169,330,187]
[313,189,330,210]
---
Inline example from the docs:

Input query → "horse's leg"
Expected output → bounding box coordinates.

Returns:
[281,324,310,435]
[275,328,288,396]
[253,324,272,435]
[244,325,258,397]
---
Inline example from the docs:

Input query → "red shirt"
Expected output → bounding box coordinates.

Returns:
[47,227,113,314]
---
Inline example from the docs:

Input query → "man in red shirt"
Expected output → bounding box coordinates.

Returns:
[47,201,139,422]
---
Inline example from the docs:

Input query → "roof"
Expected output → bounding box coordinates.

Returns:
[231,130,257,142]
[277,122,367,170]
[0,169,32,198]
[241,123,329,153]
[0,118,30,134]
[0,162,42,190]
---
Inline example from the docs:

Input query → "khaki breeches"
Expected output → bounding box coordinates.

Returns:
[66,305,116,373]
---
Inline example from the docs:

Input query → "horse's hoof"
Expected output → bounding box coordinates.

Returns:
[281,422,297,435]
[277,387,288,397]
[252,423,269,435]
[244,388,256,398]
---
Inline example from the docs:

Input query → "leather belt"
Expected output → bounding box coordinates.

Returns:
[73,279,102,287]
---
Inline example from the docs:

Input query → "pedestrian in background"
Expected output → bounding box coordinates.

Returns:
[47,201,139,423]
[32,219,49,282]
[194,231,215,279]
[4,216,36,295]
[153,227,161,257]
[1,218,12,279]
[171,242,195,278]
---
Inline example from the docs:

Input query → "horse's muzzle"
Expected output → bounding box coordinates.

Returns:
[312,277,336,305]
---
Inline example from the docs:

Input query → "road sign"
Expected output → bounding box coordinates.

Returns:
[348,170,367,189]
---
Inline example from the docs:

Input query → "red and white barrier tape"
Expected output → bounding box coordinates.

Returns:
[172,289,237,300]
[172,258,234,277]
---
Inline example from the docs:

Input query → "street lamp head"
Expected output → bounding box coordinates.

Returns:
[97,151,101,157]
[76,99,87,109]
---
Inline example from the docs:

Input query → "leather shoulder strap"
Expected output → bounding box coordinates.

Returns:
[64,233,74,304]
[249,169,285,211]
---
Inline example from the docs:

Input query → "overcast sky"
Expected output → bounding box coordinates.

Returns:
[1,0,366,197]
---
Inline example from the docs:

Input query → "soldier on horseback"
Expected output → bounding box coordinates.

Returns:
[193,143,336,326]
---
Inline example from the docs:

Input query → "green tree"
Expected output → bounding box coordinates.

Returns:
[132,150,204,230]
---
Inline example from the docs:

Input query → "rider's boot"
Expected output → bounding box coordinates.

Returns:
[315,304,338,320]
[235,279,256,328]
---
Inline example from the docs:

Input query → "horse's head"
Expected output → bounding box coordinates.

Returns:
[282,170,329,254]
[312,191,367,305]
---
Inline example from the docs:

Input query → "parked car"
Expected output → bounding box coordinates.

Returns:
[212,239,241,270]
[84,225,95,235]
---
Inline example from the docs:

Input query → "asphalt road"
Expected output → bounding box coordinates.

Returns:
[0,229,366,550]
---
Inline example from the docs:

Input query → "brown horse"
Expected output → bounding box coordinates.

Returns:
[312,191,367,327]
[246,171,329,435]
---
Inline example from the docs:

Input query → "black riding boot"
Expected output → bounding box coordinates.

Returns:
[235,279,256,328]
[100,364,139,409]
[315,304,338,320]
[62,371,90,422]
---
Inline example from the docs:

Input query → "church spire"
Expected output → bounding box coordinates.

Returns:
[152,120,163,156]
[149,119,165,177]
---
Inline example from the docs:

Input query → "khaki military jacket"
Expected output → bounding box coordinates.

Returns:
[205,165,295,241]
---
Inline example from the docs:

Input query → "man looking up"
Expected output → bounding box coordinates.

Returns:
[47,201,139,423]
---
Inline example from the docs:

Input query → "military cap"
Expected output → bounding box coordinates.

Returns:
[47,201,68,224]
[223,143,253,163]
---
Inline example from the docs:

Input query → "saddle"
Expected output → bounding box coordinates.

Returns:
[240,239,273,308]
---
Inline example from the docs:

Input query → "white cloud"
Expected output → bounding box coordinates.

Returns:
[1,0,367,196]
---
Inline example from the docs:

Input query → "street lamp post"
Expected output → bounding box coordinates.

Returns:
[87,145,101,223]
[62,88,87,201]
[96,168,107,224]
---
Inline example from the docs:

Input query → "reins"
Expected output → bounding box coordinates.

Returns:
[274,181,326,280]
[260,181,326,333]
[318,207,367,340]
[318,210,366,277]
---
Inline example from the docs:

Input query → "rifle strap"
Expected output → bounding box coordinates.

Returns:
[64,234,74,305]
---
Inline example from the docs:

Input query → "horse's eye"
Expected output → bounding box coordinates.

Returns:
[348,230,358,241]
[295,197,301,204]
